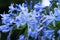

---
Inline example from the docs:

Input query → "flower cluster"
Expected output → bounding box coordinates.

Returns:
[0,0,60,40]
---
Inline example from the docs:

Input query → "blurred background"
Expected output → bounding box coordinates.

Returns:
[0,0,25,14]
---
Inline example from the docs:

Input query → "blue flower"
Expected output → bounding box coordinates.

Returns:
[18,34,24,40]
[30,1,32,9]
[9,3,28,13]
[16,4,21,11]
[28,13,40,29]
[57,30,60,40]
[0,13,10,18]
[57,30,60,36]
[42,17,54,26]
[9,13,17,17]
[34,2,46,11]
[1,14,14,25]
[54,8,60,21]
[8,3,16,12]
[42,11,56,26]
[18,3,28,12]
[28,28,38,39]
[0,2,59,40]
[28,25,44,39]
[0,25,12,32]
[2,16,14,25]
[14,12,28,28]
[14,16,21,28]
[43,30,54,39]
[28,19,39,29]
[24,1,28,7]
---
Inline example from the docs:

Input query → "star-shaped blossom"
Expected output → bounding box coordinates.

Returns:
[0,25,12,32]
[42,11,56,26]
[14,12,29,28]
[57,30,60,36]
[8,3,16,12]
[54,8,60,21]
[43,30,54,39]
[34,2,46,11]
[18,34,24,40]
[1,14,14,25]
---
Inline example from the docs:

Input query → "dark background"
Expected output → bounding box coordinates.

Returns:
[0,0,25,14]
